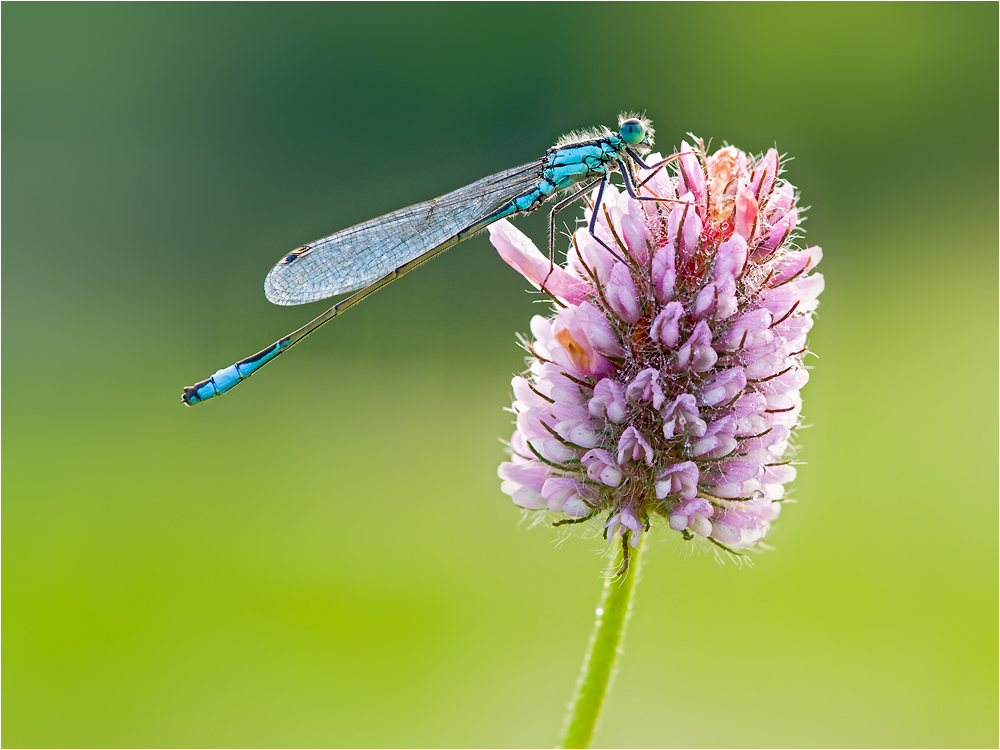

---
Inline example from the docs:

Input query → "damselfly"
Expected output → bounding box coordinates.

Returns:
[182,115,680,406]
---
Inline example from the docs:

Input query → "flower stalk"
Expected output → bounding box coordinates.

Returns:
[560,533,646,749]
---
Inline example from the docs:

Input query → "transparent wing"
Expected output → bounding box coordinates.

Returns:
[264,160,544,305]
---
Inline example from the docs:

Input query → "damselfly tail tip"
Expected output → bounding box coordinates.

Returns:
[181,380,210,406]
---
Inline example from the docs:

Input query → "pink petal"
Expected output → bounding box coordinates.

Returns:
[489,220,590,304]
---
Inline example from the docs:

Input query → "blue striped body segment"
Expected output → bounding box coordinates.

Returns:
[183,339,290,404]
[513,136,626,212]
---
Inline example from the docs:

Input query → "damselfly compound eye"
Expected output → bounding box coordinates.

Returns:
[619,118,646,145]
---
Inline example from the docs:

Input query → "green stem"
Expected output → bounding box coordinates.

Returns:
[558,533,647,749]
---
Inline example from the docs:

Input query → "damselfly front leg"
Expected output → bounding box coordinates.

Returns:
[617,158,687,206]
[626,149,686,191]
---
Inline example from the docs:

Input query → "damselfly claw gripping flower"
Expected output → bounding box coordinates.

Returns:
[493,139,822,560]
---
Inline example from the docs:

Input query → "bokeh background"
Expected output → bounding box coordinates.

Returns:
[4,4,997,748]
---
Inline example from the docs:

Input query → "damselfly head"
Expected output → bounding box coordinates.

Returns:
[618,114,654,151]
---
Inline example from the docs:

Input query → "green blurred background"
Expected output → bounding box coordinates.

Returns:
[4,3,997,747]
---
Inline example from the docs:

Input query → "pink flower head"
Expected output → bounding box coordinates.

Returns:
[494,137,822,556]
